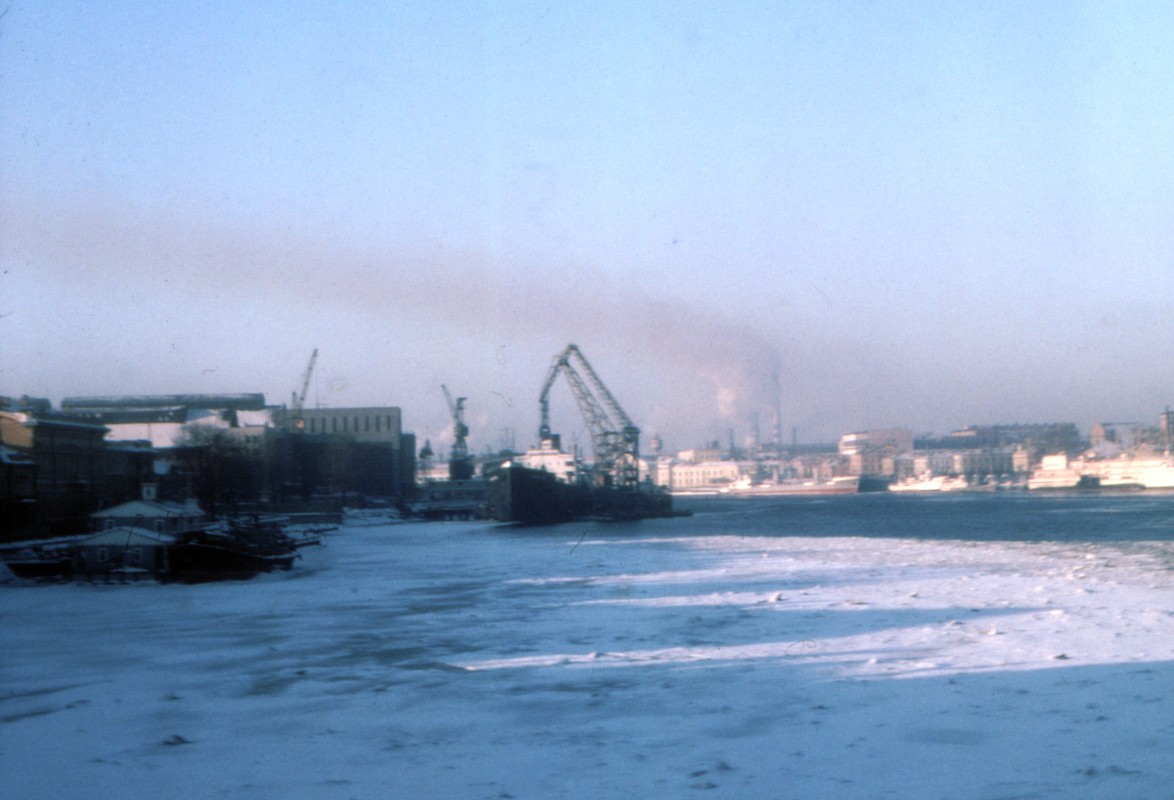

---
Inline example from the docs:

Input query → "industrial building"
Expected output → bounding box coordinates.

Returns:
[1,397,154,539]
[2,391,416,540]
[297,407,403,445]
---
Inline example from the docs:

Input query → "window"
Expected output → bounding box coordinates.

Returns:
[375,416,381,432]
[98,547,109,562]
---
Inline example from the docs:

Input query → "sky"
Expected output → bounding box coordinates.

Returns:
[4,1,1174,453]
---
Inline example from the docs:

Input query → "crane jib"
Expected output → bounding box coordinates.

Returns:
[537,344,641,490]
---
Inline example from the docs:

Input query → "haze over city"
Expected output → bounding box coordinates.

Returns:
[4,2,1174,453]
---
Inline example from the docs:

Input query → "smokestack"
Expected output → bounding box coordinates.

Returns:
[773,371,783,454]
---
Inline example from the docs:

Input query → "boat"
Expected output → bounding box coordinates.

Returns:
[1,539,76,581]
[489,463,676,525]
[720,475,860,496]
[408,478,490,520]
[165,517,305,583]
[4,517,313,584]
[1027,451,1174,492]
[1081,454,1174,490]
[668,487,724,497]
[489,463,595,525]
[343,506,408,526]
[490,345,683,525]
[889,474,970,493]
[1027,454,1087,491]
[591,480,677,521]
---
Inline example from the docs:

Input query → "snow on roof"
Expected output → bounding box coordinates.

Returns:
[236,409,276,427]
[184,409,227,425]
[3,412,108,433]
[101,407,276,449]
[77,528,175,547]
[62,394,267,411]
[103,421,188,449]
[92,499,203,519]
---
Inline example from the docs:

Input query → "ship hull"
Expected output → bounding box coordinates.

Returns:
[1085,458,1174,490]
[489,465,592,525]
[718,476,860,497]
[489,465,675,525]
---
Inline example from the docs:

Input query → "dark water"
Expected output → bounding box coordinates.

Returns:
[667,491,1174,544]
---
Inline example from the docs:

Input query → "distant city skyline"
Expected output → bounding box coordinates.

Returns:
[14,383,1172,462]
[4,3,1174,453]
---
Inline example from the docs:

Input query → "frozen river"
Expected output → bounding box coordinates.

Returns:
[3,494,1173,799]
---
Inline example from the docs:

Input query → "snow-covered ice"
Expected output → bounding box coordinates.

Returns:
[2,510,1171,799]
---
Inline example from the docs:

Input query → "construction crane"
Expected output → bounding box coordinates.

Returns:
[442,385,474,480]
[538,344,640,490]
[290,348,318,432]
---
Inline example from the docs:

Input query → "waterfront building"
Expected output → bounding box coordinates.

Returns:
[782,454,846,481]
[297,406,403,446]
[656,459,741,491]
[838,429,914,457]
[951,448,1016,479]
[62,394,275,450]
[60,395,415,507]
[933,423,1082,454]
[676,447,725,464]
[0,398,135,538]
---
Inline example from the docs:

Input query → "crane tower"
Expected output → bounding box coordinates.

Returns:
[538,344,640,490]
[442,385,474,480]
[290,348,318,432]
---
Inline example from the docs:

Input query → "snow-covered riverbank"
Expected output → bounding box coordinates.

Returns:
[2,514,1171,799]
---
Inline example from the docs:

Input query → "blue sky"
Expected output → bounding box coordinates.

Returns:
[4,1,1174,451]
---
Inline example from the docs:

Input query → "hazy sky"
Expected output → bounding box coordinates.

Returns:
[4,2,1174,453]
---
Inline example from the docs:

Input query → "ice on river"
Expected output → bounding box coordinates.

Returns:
[2,517,1172,799]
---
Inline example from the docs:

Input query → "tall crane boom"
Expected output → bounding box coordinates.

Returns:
[538,344,640,490]
[291,348,318,432]
[442,384,474,480]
